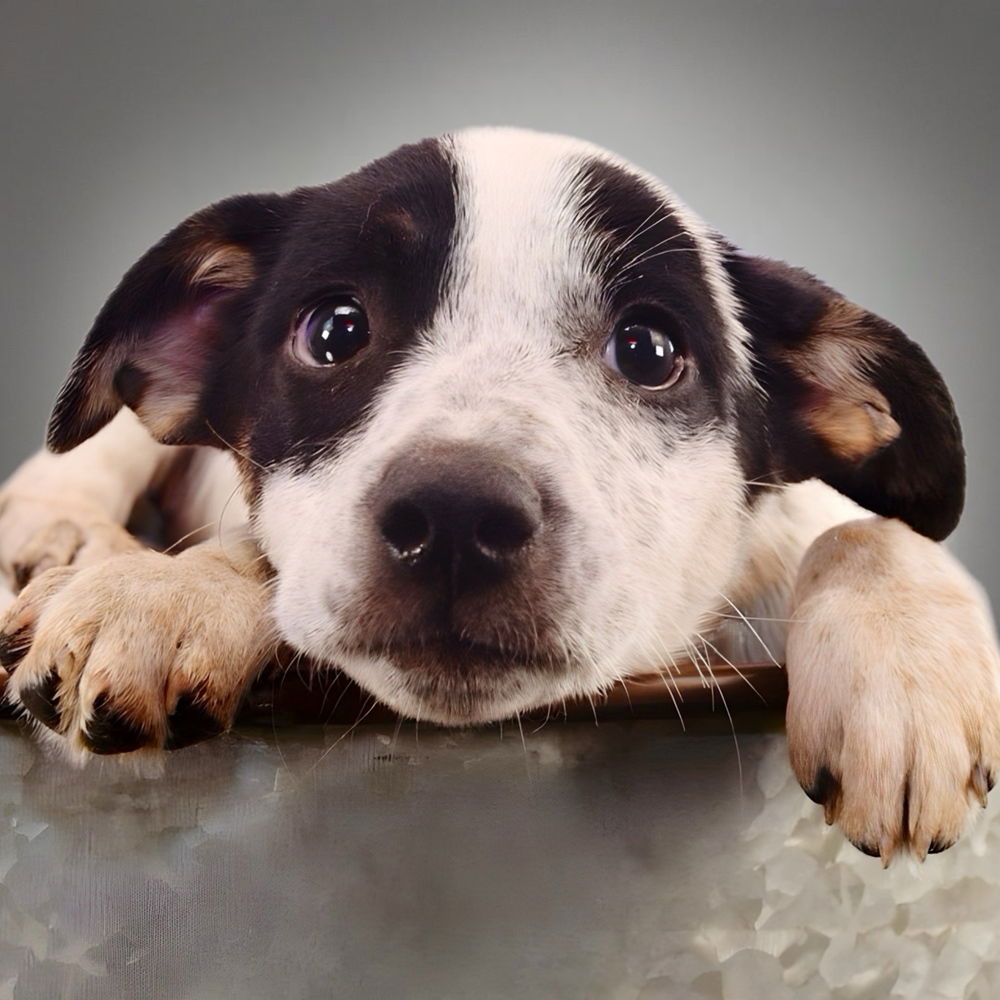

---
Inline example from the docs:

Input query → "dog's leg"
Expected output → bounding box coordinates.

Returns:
[785,517,1000,862]
[0,535,275,757]
[0,409,178,589]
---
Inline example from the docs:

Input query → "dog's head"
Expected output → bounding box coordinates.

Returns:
[47,128,964,723]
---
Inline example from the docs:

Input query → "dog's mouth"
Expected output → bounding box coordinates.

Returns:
[369,633,565,672]
[335,632,576,724]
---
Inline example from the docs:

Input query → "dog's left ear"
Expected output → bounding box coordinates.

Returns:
[47,192,290,452]
[725,252,964,540]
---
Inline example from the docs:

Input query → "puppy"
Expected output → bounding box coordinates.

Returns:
[0,128,997,863]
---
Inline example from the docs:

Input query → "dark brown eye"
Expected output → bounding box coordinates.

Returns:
[603,319,684,388]
[294,297,370,366]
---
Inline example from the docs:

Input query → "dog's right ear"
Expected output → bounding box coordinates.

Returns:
[47,193,290,452]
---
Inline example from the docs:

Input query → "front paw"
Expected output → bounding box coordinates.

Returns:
[788,698,997,864]
[0,493,140,591]
[1,549,275,757]
[786,520,1000,862]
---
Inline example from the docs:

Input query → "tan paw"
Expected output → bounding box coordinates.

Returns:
[0,493,141,591]
[786,519,1000,863]
[788,691,997,864]
[1,547,275,756]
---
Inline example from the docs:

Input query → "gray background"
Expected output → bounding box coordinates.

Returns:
[1,0,997,599]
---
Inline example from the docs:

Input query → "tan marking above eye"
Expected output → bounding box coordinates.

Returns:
[188,244,257,289]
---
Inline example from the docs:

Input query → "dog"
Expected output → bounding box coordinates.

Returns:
[0,127,996,863]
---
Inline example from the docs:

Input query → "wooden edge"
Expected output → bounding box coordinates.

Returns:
[239,660,788,727]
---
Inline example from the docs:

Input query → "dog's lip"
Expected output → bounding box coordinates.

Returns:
[349,633,554,673]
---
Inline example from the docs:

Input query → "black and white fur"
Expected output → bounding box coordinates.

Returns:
[0,128,996,863]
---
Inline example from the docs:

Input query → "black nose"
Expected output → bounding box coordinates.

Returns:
[374,447,542,594]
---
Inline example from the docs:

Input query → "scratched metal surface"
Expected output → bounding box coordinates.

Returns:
[2,715,1000,1000]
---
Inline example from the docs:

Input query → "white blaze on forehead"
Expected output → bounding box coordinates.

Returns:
[446,126,753,380]
[442,127,605,340]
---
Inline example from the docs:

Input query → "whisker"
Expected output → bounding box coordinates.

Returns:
[681,638,711,692]
[716,593,782,669]
[390,712,406,752]
[610,208,674,261]
[205,420,266,471]
[269,654,296,781]
[319,672,357,722]
[215,480,248,557]
[715,613,802,624]
[700,644,744,796]
[642,633,688,729]
[742,479,787,490]
[611,229,691,281]
[307,694,380,773]
[607,247,704,297]
[654,667,686,730]
[618,679,634,715]
[530,701,553,735]
[161,519,220,555]
[695,631,767,704]
[515,712,528,758]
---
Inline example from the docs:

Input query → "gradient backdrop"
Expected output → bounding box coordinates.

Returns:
[2,0,997,602]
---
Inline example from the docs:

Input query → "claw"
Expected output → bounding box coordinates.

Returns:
[970,762,992,808]
[82,693,154,754]
[927,838,955,855]
[18,667,63,730]
[850,838,881,858]
[803,765,837,805]
[165,695,226,750]
[879,840,899,868]
[802,766,843,825]
[0,624,33,671]
[12,564,31,593]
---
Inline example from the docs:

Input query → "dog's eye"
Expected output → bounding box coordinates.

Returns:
[603,320,684,389]
[293,298,370,366]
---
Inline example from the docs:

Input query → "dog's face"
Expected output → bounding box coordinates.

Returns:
[252,131,758,722]
[47,128,964,724]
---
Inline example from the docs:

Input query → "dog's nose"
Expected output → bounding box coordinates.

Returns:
[374,447,542,594]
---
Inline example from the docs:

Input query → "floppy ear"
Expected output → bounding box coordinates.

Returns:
[47,193,289,452]
[725,252,965,541]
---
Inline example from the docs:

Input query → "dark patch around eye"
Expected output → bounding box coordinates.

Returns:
[572,159,727,401]
[195,138,460,478]
[573,156,771,491]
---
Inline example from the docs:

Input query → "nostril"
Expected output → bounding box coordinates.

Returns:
[475,505,537,557]
[381,501,432,560]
